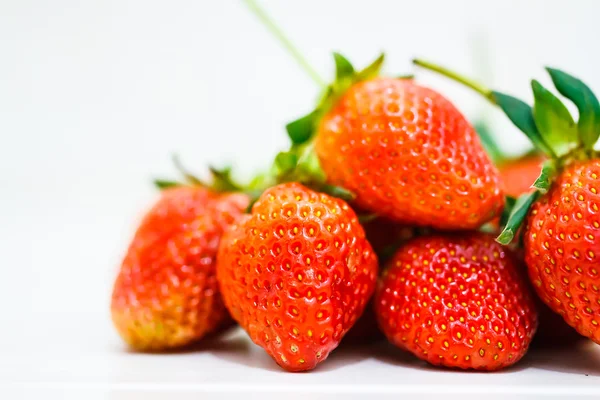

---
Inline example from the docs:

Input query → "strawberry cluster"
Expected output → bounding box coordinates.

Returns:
[109,2,597,373]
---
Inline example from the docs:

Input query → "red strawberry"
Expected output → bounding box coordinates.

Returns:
[525,160,600,343]
[111,186,248,351]
[314,77,504,229]
[414,60,600,344]
[375,233,538,370]
[216,182,378,371]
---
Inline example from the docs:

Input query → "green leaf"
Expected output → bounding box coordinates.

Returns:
[154,179,181,190]
[491,91,554,157]
[546,67,600,149]
[496,191,540,245]
[274,151,298,174]
[285,110,318,145]
[209,166,242,192]
[319,184,356,202]
[295,147,326,183]
[333,52,355,81]
[531,160,556,194]
[172,154,205,186]
[499,195,517,228]
[531,80,578,157]
[397,74,414,80]
[356,53,385,81]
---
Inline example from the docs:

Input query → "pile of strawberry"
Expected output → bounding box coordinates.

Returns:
[110,4,599,373]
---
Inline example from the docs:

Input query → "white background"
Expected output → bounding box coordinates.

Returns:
[1,0,600,397]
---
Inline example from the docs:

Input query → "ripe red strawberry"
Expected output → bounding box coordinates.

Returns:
[111,186,248,351]
[216,182,378,371]
[414,60,600,344]
[314,77,504,229]
[525,160,600,343]
[375,233,538,370]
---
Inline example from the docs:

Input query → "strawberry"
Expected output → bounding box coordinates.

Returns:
[241,2,504,229]
[414,60,600,344]
[525,160,600,343]
[216,182,378,371]
[313,76,504,229]
[375,233,538,370]
[111,184,248,351]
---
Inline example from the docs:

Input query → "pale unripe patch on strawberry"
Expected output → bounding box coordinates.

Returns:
[111,187,248,351]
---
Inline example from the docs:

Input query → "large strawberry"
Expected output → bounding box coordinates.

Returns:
[375,233,538,370]
[312,76,504,229]
[242,1,504,229]
[216,182,378,371]
[415,60,600,344]
[111,169,248,351]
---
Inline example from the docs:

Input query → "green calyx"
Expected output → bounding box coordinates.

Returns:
[413,59,600,245]
[285,52,386,147]
[271,52,395,201]
[153,155,244,194]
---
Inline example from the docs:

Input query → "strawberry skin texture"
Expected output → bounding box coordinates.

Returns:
[525,160,600,343]
[315,78,504,229]
[375,233,538,370]
[499,155,545,198]
[111,187,248,351]
[216,183,378,371]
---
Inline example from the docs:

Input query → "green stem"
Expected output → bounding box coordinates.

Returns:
[413,59,496,103]
[242,0,326,88]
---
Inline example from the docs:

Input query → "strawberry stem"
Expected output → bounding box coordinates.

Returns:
[412,59,495,102]
[242,0,325,87]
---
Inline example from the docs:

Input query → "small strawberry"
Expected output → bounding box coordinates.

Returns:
[216,182,378,371]
[375,233,538,371]
[111,167,249,351]
[415,60,600,344]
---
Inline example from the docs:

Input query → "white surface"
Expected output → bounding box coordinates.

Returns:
[2,326,600,399]
[2,0,600,398]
